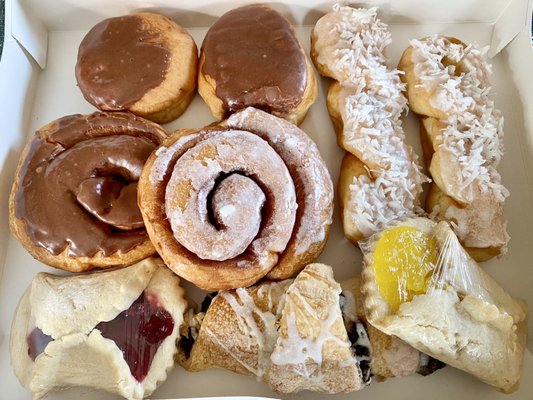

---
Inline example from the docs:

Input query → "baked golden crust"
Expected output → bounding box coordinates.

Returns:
[10,258,187,400]
[340,277,422,380]
[198,6,317,125]
[225,108,333,281]
[179,264,446,393]
[179,263,363,394]
[131,13,198,123]
[76,13,198,124]
[9,112,167,272]
[179,279,292,375]
[138,108,333,290]
[138,127,276,291]
[337,152,371,244]
[360,217,527,393]
[311,6,427,243]
[398,36,509,259]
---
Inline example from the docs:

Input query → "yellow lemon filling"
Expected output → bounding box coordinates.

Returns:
[373,226,439,311]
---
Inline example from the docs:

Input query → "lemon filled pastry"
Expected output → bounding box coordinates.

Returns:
[10,258,187,400]
[398,36,509,261]
[9,112,168,272]
[178,263,444,394]
[198,4,317,125]
[138,107,333,290]
[360,217,527,393]
[310,5,428,243]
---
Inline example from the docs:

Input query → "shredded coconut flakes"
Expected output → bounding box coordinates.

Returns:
[315,6,428,235]
[410,35,508,202]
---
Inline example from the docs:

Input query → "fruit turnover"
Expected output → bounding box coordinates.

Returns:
[10,258,186,400]
[360,217,528,393]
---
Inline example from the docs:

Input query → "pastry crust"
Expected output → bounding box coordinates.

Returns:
[360,217,527,393]
[337,152,372,243]
[264,264,362,393]
[340,277,422,380]
[179,263,446,393]
[398,36,509,259]
[138,108,333,290]
[225,108,333,280]
[9,112,167,272]
[426,183,507,261]
[76,13,198,124]
[179,263,364,394]
[10,258,187,400]
[179,279,292,376]
[311,6,427,243]
[198,5,317,125]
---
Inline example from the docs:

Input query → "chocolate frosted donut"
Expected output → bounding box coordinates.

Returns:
[138,108,333,291]
[198,5,317,125]
[9,112,168,272]
[76,13,198,123]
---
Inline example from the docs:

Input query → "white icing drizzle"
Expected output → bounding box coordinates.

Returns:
[409,35,508,202]
[270,272,353,371]
[313,6,428,236]
[149,134,199,184]
[161,129,297,263]
[227,108,333,257]
[215,286,284,378]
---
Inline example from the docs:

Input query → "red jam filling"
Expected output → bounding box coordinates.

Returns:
[96,291,174,382]
[27,327,53,361]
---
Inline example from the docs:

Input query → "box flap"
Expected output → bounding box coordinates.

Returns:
[489,0,532,57]
[10,0,47,68]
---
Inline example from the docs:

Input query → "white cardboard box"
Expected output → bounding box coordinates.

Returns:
[1,0,532,398]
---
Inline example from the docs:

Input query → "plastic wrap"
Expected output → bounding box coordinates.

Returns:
[178,263,444,394]
[359,217,528,393]
[9,258,186,400]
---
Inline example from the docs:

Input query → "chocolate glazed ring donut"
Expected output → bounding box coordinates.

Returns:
[9,112,168,272]
[139,107,333,290]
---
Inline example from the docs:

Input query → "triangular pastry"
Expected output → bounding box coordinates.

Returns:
[263,263,362,393]
[178,263,443,394]
[10,258,186,399]
[360,217,527,392]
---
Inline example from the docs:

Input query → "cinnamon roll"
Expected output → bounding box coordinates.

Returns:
[9,112,167,272]
[138,107,333,290]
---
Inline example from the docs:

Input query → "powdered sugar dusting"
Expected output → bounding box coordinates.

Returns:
[149,134,200,184]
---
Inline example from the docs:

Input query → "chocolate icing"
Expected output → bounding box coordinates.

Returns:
[14,113,166,258]
[76,14,170,110]
[201,5,307,116]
